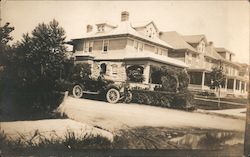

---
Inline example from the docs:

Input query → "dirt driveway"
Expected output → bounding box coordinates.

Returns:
[58,97,245,132]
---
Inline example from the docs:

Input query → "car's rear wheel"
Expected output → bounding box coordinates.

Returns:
[106,88,120,103]
[124,91,132,103]
[72,84,83,98]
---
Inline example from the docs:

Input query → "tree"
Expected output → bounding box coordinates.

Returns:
[1,19,69,114]
[209,65,225,108]
[15,19,67,91]
[209,66,225,90]
[0,22,14,66]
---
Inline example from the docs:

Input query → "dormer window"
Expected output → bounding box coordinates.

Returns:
[97,25,105,32]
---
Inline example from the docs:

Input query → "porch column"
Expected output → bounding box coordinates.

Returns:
[233,79,236,93]
[239,80,242,93]
[143,63,150,84]
[244,82,247,93]
[225,78,228,91]
[201,71,205,90]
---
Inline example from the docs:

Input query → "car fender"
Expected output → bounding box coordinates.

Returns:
[106,84,120,91]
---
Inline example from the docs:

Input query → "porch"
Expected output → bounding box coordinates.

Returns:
[188,70,248,97]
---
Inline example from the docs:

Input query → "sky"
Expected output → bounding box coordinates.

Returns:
[1,0,249,64]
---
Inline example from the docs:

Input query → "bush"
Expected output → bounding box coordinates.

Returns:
[126,65,145,83]
[70,63,92,82]
[132,90,195,110]
[172,91,195,110]
[54,79,73,92]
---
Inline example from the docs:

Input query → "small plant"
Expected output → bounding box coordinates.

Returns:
[0,129,113,153]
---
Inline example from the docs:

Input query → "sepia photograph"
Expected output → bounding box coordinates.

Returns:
[0,0,249,156]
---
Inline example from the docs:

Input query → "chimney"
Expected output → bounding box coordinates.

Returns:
[121,11,129,21]
[86,25,93,33]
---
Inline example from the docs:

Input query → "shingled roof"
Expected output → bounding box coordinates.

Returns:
[182,34,207,44]
[71,21,173,49]
[205,45,224,60]
[215,47,235,55]
[160,31,198,53]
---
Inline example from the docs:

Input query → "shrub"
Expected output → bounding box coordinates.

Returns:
[132,89,195,110]
[126,65,145,83]
[172,91,195,110]
[54,79,73,92]
[70,63,92,82]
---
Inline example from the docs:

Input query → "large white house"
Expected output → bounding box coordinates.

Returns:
[68,11,187,89]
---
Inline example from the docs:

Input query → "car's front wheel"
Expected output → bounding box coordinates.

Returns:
[72,84,83,98]
[106,88,120,103]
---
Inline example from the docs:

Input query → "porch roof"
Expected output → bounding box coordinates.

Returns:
[93,52,188,68]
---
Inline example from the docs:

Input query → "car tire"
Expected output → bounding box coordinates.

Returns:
[106,88,120,103]
[72,84,83,98]
[124,91,133,103]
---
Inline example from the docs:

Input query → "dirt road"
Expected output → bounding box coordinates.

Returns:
[58,97,245,132]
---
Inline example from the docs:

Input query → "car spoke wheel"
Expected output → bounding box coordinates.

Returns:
[72,85,83,98]
[124,91,132,103]
[106,88,120,103]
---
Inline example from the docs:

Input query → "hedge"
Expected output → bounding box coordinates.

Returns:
[131,89,195,110]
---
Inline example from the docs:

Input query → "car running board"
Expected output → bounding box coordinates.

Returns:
[82,91,100,95]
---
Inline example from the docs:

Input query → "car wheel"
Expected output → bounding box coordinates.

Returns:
[124,91,132,103]
[72,84,83,98]
[106,88,120,103]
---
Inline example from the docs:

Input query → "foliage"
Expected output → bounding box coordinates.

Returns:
[177,69,190,93]
[152,67,189,93]
[132,90,195,110]
[0,22,15,65]
[0,129,112,153]
[0,20,69,117]
[160,67,179,92]
[70,63,92,81]
[209,66,225,89]
[126,65,145,82]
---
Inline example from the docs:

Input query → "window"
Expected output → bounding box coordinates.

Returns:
[103,40,109,52]
[134,40,138,49]
[100,63,107,74]
[159,49,163,55]
[155,47,159,54]
[134,40,143,52]
[111,64,118,75]
[84,41,93,53]
[98,25,105,32]
[84,41,89,52]
[138,42,143,51]
[89,41,93,52]
[236,80,240,90]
